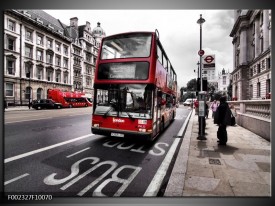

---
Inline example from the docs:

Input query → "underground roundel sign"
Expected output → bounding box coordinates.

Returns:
[204,55,214,63]
[202,54,215,69]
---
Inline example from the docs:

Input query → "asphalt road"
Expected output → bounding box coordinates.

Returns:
[4,106,191,197]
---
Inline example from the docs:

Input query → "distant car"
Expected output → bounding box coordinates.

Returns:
[183,98,195,106]
[32,99,62,110]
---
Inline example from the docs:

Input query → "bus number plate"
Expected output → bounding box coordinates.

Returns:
[111,133,124,138]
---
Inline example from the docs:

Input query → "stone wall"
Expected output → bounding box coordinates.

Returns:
[228,100,271,141]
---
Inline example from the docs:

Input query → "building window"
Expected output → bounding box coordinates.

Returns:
[7,59,15,75]
[25,86,32,100]
[267,57,271,69]
[64,73,68,84]
[250,85,253,99]
[37,50,43,61]
[6,82,14,97]
[25,29,32,41]
[47,70,53,81]
[37,88,43,100]
[223,76,226,85]
[257,82,261,97]
[257,63,261,73]
[64,46,68,55]
[47,39,53,48]
[253,44,257,59]
[56,56,61,66]
[266,79,271,94]
[260,37,264,53]
[74,57,81,65]
[55,42,61,53]
[37,67,43,80]
[86,77,91,86]
[63,58,68,68]
[25,63,32,78]
[56,71,61,82]
[74,48,81,55]
[7,36,16,51]
[25,45,32,58]
[46,53,53,64]
[8,19,15,31]
[37,35,43,46]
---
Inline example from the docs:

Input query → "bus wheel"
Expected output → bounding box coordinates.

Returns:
[69,104,73,108]
[171,112,175,123]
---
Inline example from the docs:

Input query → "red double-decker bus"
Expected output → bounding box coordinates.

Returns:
[91,30,177,141]
[47,89,93,108]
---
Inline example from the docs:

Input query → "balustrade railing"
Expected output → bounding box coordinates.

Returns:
[228,100,271,120]
[228,100,271,141]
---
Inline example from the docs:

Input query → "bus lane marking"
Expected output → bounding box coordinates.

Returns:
[4,134,95,163]
[43,156,142,197]
[102,140,169,156]
[4,173,30,185]
[66,147,91,158]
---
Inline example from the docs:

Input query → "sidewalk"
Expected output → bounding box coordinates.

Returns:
[165,109,271,196]
[4,106,32,112]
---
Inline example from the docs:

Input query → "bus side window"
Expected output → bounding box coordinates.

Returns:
[166,95,172,108]
[157,91,162,107]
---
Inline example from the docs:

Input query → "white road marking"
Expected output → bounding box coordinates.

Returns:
[4,134,94,163]
[143,138,180,196]
[4,173,30,185]
[66,147,91,158]
[177,111,192,137]
[5,117,53,124]
[144,112,192,196]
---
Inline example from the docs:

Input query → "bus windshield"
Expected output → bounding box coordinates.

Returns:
[94,84,153,119]
[101,33,152,59]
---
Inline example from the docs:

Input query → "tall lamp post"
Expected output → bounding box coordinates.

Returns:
[194,61,200,94]
[197,14,206,140]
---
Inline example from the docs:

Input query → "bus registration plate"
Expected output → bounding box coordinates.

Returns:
[111,133,124,138]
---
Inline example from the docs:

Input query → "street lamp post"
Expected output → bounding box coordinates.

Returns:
[197,14,206,140]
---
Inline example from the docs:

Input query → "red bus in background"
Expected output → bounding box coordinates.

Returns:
[47,89,93,108]
[91,30,177,141]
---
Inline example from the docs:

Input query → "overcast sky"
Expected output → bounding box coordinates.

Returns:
[44,10,234,89]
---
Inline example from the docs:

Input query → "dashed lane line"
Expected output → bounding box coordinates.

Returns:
[4,173,30,185]
[4,134,94,163]
[66,147,91,158]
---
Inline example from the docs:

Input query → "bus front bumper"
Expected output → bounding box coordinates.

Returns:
[91,127,152,141]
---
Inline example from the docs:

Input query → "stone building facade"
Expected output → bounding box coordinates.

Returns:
[230,10,271,100]
[217,68,230,95]
[4,10,105,106]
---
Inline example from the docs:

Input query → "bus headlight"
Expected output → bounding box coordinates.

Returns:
[93,124,99,127]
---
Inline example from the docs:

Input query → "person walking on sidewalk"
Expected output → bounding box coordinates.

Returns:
[215,96,230,145]
[210,100,219,119]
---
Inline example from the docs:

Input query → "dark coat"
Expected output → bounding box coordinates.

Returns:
[215,102,229,125]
